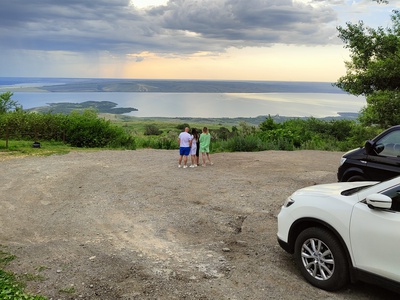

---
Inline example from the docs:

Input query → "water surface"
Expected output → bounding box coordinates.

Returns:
[13,92,366,118]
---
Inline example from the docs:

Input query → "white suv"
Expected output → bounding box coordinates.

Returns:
[277,177,400,293]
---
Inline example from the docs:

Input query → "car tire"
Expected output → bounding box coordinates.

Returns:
[347,175,365,182]
[294,227,349,291]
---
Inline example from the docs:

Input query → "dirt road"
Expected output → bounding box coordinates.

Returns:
[0,150,398,299]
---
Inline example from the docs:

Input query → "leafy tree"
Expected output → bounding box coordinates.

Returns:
[176,123,190,131]
[215,126,232,140]
[259,115,280,131]
[358,90,400,127]
[335,10,400,127]
[238,121,256,136]
[0,92,20,114]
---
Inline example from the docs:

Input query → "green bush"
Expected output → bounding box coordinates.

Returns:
[136,133,178,150]
[61,110,135,149]
[255,117,382,151]
[144,124,162,136]
[224,135,264,152]
[176,123,190,131]
[210,118,381,153]
[0,109,135,149]
[212,127,234,140]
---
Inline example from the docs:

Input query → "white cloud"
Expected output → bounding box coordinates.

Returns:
[130,0,168,8]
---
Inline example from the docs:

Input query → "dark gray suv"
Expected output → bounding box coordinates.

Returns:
[338,125,400,182]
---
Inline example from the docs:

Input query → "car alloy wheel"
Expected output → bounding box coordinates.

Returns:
[300,237,334,281]
[294,227,349,291]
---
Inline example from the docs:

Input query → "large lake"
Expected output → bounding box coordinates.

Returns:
[12,92,366,118]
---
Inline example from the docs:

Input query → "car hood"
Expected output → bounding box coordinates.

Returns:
[291,181,378,198]
[342,147,363,157]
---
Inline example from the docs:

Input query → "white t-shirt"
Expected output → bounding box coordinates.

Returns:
[179,132,192,147]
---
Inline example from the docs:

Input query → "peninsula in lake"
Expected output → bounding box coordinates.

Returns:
[26,101,138,114]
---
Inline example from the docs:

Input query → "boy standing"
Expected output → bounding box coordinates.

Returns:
[178,127,192,168]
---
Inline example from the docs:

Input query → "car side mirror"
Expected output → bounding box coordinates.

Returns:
[366,193,392,209]
[365,140,383,154]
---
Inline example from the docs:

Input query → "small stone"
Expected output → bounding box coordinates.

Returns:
[236,240,247,246]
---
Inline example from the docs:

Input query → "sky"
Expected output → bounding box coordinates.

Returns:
[1,0,399,82]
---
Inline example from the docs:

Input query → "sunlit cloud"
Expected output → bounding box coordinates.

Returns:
[0,0,398,80]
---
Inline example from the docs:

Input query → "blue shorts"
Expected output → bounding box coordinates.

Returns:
[179,147,190,156]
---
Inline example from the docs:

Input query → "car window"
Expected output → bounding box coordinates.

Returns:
[376,130,400,157]
[382,185,400,212]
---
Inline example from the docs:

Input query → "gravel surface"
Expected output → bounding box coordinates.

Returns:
[0,149,398,299]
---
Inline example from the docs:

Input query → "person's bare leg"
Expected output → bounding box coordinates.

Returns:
[178,155,183,167]
[207,153,213,165]
[202,152,207,166]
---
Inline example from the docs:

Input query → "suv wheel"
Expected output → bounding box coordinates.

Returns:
[294,227,349,291]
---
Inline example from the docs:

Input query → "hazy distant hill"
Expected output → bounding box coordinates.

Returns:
[33,79,344,93]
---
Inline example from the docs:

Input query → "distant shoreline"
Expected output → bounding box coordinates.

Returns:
[0,78,344,94]
[0,87,50,93]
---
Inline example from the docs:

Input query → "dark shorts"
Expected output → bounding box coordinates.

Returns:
[179,147,190,156]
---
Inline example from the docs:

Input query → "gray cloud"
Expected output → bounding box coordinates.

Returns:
[0,0,339,56]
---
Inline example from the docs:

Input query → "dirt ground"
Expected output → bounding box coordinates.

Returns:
[0,149,398,300]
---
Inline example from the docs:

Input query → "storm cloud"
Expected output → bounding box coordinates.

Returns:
[0,0,339,56]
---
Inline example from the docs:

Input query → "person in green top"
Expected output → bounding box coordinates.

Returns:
[199,127,213,167]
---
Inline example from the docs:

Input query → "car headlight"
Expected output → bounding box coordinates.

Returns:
[283,197,295,208]
[340,157,347,166]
